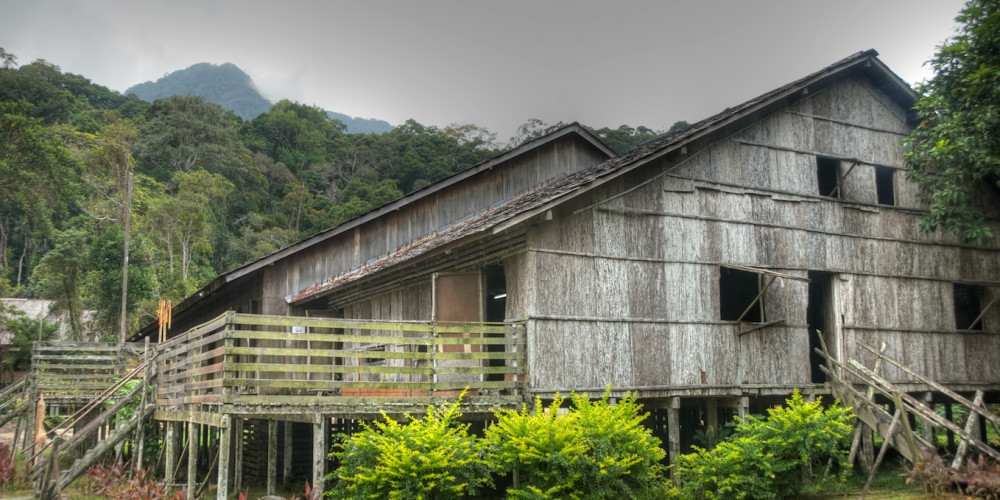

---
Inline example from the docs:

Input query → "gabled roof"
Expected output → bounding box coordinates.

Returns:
[287,49,918,304]
[136,123,614,336]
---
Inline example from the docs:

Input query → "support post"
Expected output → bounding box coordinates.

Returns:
[921,393,934,441]
[165,422,177,486]
[737,396,749,419]
[267,420,277,495]
[859,428,874,475]
[218,416,231,500]
[314,416,329,497]
[667,397,680,485]
[945,404,955,449]
[234,418,244,494]
[187,423,199,499]
[283,421,293,488]
[706,398,719,448]
[951,390,985,470]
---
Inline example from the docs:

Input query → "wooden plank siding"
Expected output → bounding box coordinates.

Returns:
[263,135,611,317]
[521,74,1000,397]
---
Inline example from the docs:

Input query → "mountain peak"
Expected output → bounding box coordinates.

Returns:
[125,63,393,133]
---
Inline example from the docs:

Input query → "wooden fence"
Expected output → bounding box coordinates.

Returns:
[31,342,145,405]
[156,312,527,414]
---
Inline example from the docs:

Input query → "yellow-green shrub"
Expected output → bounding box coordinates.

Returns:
[675,390,854,500]
[485,390,671,499]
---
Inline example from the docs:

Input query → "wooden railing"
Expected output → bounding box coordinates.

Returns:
[156,312,527,411]
[32,342,145,403]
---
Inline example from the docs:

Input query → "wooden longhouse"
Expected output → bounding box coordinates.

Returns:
[20,49,1000,498]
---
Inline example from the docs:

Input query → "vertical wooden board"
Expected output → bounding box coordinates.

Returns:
[627,261,666,319]
[528,320,568,389]
[594,259,629,318]
[666,324,703,385]
[503,252,531,320]
[740,140,771,190]
[630,324,672,386]
[965,333,1000,383]
[660,216,702,262]
[598,322,634,387]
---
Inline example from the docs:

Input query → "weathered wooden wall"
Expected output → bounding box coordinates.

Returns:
[261,136,610,316]
[523,74,1000,394]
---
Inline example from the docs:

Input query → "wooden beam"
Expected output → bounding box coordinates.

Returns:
[267,420,277,496]
[667,397,680,486]
[233,418,244,494]
[951,390,985,470]
[313,416,329,497]
[283,421,292,489]
[187,423,198,499]
[217,416,231,500]
[164,422,176,486]
[858,343,1000,432]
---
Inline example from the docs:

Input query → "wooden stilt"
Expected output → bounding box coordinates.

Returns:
[267,420,278,495]
[187,423,199,499]
[218,416,231,500]
[945,404,955,450]
[921,393,934,441]
[706,398,718,448]
[283,421,293,488]
[313,416,329,497]
[165,422,176,485]
[667,397,680,485]
[737,396,749,419]
[234,418,244,494]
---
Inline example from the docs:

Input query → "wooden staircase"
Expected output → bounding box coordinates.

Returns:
[0,378,27,428]
[31,358,155,500]
[816,338,1000,497]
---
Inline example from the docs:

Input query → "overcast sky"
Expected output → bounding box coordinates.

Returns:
[1,0,966,140]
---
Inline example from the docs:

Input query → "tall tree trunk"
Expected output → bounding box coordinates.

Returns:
[16,237,28,289]
[119,172,133,343]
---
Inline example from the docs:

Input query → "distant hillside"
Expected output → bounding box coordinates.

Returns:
[126,63,270,120]
[126,63,393,134]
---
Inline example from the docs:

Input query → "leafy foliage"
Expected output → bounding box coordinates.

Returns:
[87,462,179,500]
[958,454,1000,499]
[0,48,669,336]
[0,442,15,488]
[485,390,671,499]
[675,390,854,500]
[327,392,492,499]
[903,0,1000,242]
[0,302,59,369]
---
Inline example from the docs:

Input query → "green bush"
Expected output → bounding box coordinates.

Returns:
[675,390,854,500]
[485,390,672,499]
[325,392,492,500]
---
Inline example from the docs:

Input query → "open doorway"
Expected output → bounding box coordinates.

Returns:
[484,265,506,382]
[807,271,835,383]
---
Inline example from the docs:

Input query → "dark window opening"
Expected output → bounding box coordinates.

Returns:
[807,271,834,384]
[817,157,840,198]
[720,267,764,322]
[484,264,507,382]
[954,283,983,330]
[875,166,895,205]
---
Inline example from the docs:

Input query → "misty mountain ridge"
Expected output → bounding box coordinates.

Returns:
[125,62,393,134]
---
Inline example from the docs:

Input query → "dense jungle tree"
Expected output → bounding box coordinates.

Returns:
[904,0,1000,242]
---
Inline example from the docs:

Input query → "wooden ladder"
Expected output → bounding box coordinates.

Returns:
[814,337,1000,498]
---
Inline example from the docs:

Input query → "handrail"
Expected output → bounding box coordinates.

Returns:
[156,312,528,408]
[30,358,149,464]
